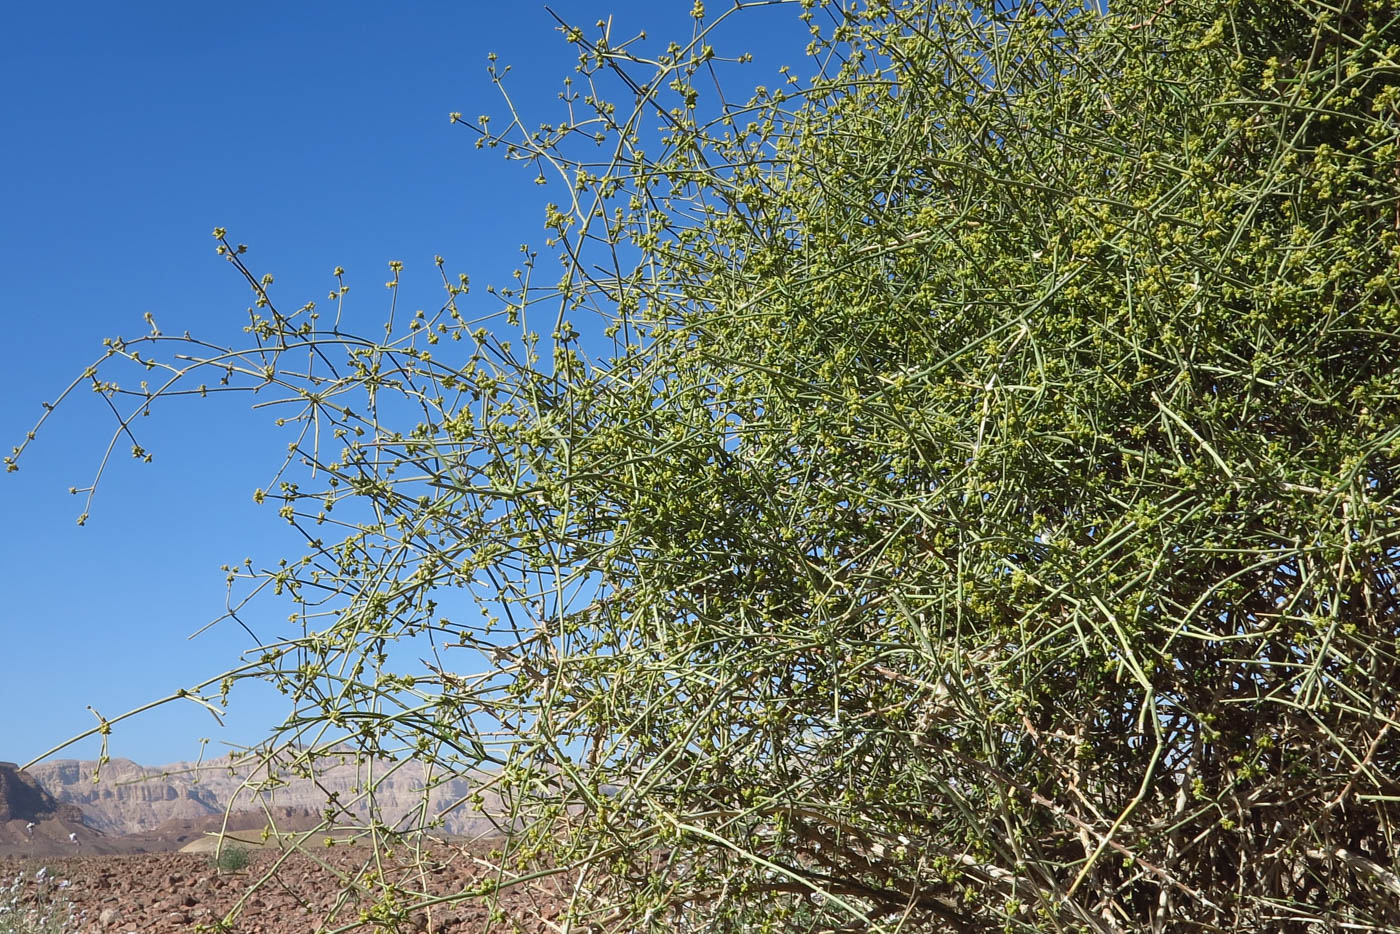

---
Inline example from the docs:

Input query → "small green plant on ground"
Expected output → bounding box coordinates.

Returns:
[209,844,252,873]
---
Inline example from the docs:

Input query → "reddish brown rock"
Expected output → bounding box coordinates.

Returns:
[1,843,563,934]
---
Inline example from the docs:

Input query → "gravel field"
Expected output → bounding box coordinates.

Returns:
[1,842,561,934]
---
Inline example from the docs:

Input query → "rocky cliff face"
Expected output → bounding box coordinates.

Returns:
[0,761,104,853]
[29,759,221,835]
[0,761,62,823]
[27,753,500,838]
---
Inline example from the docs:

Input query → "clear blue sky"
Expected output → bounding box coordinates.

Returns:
[1,0,810,767]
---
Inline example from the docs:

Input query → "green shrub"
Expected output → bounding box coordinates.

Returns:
[209,844,251,873]
[16,0,1400,929]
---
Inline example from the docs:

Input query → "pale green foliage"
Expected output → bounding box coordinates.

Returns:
[209,844,252,873]
[14,0,1400,931]
[0,869,78,934]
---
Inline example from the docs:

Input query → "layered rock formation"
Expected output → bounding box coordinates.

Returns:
[27,753,500,838]
[28,759,221,835]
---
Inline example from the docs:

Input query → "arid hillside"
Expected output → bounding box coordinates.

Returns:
[26,753,502,838]
[0,761,106,855]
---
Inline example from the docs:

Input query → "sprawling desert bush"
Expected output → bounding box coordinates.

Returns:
[14,0,1400,930]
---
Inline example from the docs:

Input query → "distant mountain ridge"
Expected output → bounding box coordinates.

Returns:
[26,753,501,838]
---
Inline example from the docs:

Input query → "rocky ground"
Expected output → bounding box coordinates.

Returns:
[0,841,563,934]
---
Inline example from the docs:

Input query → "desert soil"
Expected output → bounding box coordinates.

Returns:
[0,840,561,934]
